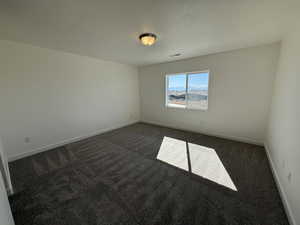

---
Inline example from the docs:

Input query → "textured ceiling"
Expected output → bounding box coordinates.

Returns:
[0,0,299,66]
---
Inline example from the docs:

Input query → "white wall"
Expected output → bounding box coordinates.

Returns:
[0,172,14,225]
[0,137,13,194]
[266,31,300,225]
[0,40,140,160]
[139,43,279,144]
[0,139,14,225]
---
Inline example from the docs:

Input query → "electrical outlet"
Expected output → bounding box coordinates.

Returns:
[287,172,292,183]
[24,137,30,143]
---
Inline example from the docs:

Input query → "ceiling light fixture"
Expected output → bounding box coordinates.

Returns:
[139,33,157,46]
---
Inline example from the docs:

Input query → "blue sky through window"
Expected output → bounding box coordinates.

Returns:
[168,74,186,91]
[188,73,209,91]
[168,73,209,91]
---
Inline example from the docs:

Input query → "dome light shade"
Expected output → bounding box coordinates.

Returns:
[139,33,157,46]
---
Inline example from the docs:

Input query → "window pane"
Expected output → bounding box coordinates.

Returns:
[167,74,186,107]
[187,72,209,110]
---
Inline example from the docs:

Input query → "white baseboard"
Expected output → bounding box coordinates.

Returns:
[264,143,296,225]
[141,119,264,146]
[8,120,139,162]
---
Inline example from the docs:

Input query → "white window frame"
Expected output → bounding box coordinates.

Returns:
[165,70,210,111]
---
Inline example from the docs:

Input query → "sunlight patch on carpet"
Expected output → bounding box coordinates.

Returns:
[157,136,237,191]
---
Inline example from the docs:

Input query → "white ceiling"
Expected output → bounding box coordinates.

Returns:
[0,0,299,66]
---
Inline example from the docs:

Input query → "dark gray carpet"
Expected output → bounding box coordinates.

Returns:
[9,122,289,225]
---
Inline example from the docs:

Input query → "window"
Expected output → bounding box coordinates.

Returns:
[166,71,209,110]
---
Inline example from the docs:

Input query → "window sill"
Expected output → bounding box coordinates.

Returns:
[166,104,186,109]
[165,104,208,111]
